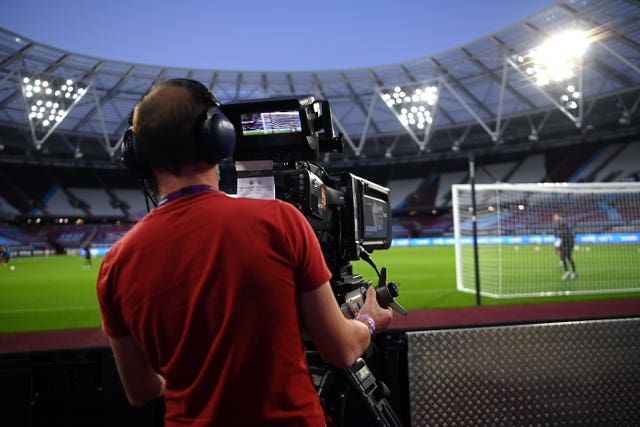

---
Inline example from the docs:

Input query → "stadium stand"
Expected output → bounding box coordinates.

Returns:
[90,224,132,246]
[385,140,640,238]
[387,179,424,210]
[0,233,18,246]
[414,214,454,235]
[0,166,50,215]
[44,224,95,249]
[505,154,546,183]
[43,186,87,216]
[112,188,149,219]
[0,195,20,218]
[458,192,640,235]
[0,226,48,252]
[5,143,636,242]
[68,188,123,217]
[435,171,467,207]
[543,144,601,183]
[474,161,518,184]
[577,142,640,182]
[571,143,626,182]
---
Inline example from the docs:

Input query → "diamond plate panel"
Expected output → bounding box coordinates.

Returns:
[407,318,640,426]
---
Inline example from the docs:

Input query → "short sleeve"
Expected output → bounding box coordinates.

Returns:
[280,203,332,293]
[96,248,130,337]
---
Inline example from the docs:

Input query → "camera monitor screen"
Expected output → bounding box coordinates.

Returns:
[241,111,302,136]
[220,96,319,161]
[362,195,389,240]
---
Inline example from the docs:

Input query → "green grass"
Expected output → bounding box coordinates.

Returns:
[352,245,640,309]
[0,255,103,333]
[459,243,640,297]
[1,246,638,334]
[352,245,476,310]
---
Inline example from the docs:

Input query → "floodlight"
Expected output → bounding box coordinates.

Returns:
[510,29,590,127]
[523,30,589,87]
[20,73,90,148]
[619,111,631,125]
[380,82,439,150]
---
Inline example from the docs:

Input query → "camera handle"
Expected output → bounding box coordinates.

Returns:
[338,266,408,318]
[332,244,408,317]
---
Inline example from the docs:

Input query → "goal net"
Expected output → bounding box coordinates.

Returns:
[452,182,640,298]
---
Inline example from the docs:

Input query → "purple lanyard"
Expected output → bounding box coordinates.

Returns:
[157,185,217,207]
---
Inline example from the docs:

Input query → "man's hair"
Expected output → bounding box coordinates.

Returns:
[132,79,215,174]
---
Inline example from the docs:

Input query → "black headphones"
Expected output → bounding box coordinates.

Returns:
[121,78,236,180]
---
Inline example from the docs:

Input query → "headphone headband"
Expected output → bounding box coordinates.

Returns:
[121,79,236,180]
[162,78,221,107]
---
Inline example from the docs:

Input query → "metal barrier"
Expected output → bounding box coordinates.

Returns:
[407,318,640,426]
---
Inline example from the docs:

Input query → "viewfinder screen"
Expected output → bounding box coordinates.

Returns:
[362,195,389,240]
[240,111,302,136]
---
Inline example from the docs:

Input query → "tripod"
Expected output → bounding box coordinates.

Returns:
[310,258,406,426]
[308,351,404,427]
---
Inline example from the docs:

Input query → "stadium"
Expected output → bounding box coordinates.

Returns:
[1,0,639,425]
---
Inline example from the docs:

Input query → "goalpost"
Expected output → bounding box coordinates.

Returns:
[452,182,640,298]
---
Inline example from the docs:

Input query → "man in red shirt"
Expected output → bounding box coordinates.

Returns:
[96,79,393,426]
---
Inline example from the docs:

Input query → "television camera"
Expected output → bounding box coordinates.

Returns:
[220,95,407,318]
[221,95,406,427]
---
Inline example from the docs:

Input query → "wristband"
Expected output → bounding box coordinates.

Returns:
[355,314,376,335]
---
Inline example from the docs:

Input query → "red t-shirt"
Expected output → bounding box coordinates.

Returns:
[97,190,332,426]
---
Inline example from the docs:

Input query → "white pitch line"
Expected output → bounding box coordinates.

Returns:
[394,289,450,294]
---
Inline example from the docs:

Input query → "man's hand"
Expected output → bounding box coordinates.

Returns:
[357,287,393,333]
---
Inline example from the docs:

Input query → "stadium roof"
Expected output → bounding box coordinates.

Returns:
[0,0,638,168]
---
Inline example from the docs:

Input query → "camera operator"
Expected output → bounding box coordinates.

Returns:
[96,79,393,427]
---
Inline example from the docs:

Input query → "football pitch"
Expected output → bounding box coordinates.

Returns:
[1,245,638,334]
[458,243,640,297]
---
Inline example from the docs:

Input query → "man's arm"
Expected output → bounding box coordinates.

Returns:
[300,283,393,368]
[109,335,165,407]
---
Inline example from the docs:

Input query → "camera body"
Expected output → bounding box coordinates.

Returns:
[220,96,399,314]
[220,95,392,273]
[274,165,391,273]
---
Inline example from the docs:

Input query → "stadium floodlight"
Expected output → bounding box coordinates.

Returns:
[379,81,440,151]
[20,73,90,149]
[618,110,631,125]
[525,30,589,87]
[509,29,590,127]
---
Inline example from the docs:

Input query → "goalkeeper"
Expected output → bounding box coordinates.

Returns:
[553,213,578,280]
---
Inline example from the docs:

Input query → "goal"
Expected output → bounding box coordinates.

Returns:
[451,182,640,298]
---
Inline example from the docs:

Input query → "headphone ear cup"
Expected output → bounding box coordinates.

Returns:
[122,126,152,180]
[198,106,236,164]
